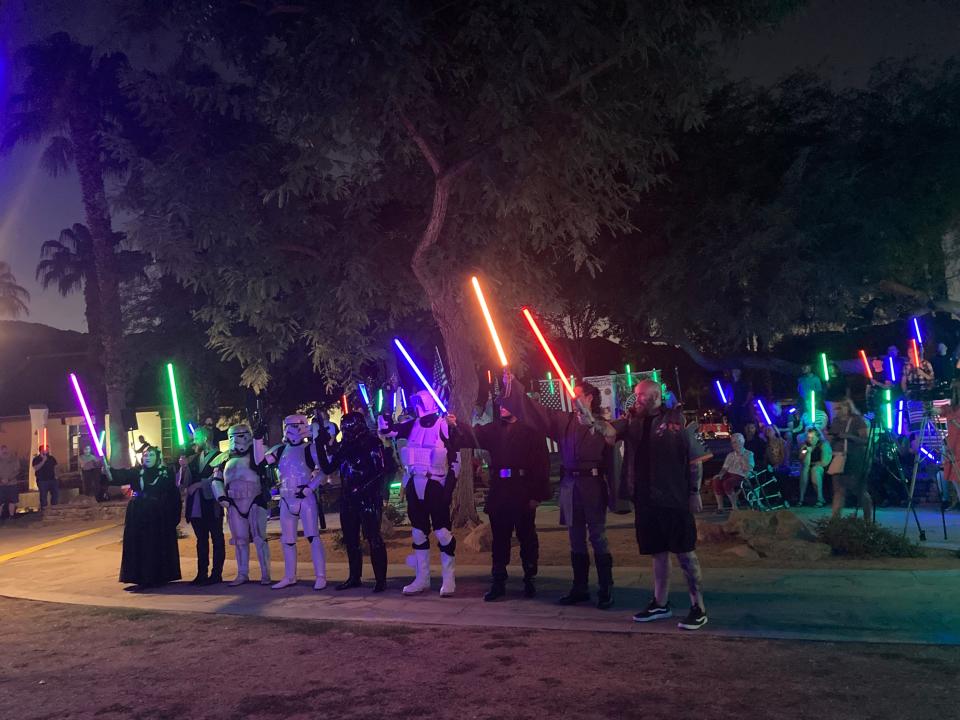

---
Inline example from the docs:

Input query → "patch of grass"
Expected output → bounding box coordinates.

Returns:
[85,606,161,622]
[815,517,924,558]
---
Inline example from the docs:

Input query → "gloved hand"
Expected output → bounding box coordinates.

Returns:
[253,422,268,441]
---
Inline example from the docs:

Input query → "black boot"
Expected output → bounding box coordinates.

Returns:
[484,567,507,602]
[595,553,614,610]
[370,542,388,593]
[522,561,537,598]
[558,552,591,605]
[336,546,363,590]
[190,559,208,586]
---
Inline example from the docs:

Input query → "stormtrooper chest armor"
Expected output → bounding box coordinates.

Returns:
[277,444,313,495]
[223,454,260,499]
[399,419,448,499]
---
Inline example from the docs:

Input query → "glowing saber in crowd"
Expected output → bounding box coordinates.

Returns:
[341,394,349,416]
[859,350,873,380]
[521,308,575,398]
[358,383,371,407]
[471,276,509,367]
[393,338,448,413]
[757,398,773,426]
[166,363,186,447]
[547,371,555,394]
[809,391,816,423]
[884,388,893,431]
[910,338,921,369]
[400,387,407,410]
[625,364,633,386]
[99,429,106,451]
[820,353,830,381]
[376,388,384,413]
[70,373,105,457]
[897,399,905,435]
[913,317,923,345]
[888,356,897,383]
[715,380,728,405]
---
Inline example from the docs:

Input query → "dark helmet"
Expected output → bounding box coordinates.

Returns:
[340,412,368,442]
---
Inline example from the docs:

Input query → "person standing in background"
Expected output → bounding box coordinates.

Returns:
[0,445,21,521]
[32,446,59,510]
[79,445,104,500]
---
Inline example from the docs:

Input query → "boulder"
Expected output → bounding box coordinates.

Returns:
[747,537,831,562]
[697,522,730,544]
[462,522,493,553]
[723,544,761,560]
[770,510,818,542]
[723,510,774,539]
[68,494,98,507]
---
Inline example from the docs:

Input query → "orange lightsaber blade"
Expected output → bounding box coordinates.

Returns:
[471,276,509,367]
[910,338,920,368]
[858,350,873,380]
[522,307,575,398]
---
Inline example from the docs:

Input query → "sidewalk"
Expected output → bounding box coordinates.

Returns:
[2,521,959,645]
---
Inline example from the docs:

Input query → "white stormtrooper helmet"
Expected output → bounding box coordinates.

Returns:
[228,424,253,454]
[283,414,311,445]
[410,390,438,418]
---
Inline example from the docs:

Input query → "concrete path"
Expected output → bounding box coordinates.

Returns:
[2,520,959,646]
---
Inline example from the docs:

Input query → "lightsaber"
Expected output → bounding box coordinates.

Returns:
[715,380,728,404]
[187,422,196,436]
[341,394,349,415]
[393,338,448,413]
[884,388,893,431]
[358,383,371,407]
[625,363,632,386]
[913,317,923,345]
[546,371,555,394]
[376,388,384,413]
[70,373,105,457]
[897,398,904,435]
[166,363,186,447]
[809,391,816,423]
[399,387,407,410]
[471,276,509,367]
[42,427,48,450]
[521,307,575,398]
[920,447,936,462]
[99,429,106,451]
[859,350,873,380]
[888,355,897,383]
[757,398,773,426]
[910,338,921,369]
[820,353,829,381]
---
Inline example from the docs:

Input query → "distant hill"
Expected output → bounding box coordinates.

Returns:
[0,321,97,417]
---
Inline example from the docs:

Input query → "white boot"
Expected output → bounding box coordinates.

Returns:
[272,543,298,589]
[402,549,431,595]
[439,551,456,597]
[310,537,327,590]
[228,544,249,587]
[255,539,271,585]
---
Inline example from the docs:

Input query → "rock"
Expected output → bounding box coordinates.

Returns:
[68,494,98,507]
[697,521,730,543]
[723,509,774,539]
[770,510,818,542]
[747,537,831,562]
[723,544,761,560]
[462,522,493,553]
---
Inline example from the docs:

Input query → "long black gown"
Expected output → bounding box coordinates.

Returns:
[110,465,182,587]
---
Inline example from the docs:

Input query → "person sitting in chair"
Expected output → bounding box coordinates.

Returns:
[710,433,753,513]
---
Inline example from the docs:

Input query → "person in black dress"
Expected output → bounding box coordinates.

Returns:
[107,446,182,590]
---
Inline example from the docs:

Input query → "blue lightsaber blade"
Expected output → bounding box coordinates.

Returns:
[715,380,728,404]
[393,338,448,413]
[757,399,773,426]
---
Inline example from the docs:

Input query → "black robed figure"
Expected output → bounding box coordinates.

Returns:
[107,446,182,588]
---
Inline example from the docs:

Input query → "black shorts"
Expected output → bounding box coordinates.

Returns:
[0,484,19,504]
[634,505,697,555]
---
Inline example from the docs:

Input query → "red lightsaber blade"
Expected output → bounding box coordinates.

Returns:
[521,307,575,398]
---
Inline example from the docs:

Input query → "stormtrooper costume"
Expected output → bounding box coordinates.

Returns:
[264,415,327,590]
[379,391,458,596]
[211,424,272,586]
[317,411,388,592]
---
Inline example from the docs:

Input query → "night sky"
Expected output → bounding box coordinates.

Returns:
[1,0,959,332]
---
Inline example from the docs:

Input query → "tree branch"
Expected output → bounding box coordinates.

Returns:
[546,47,630,103]
[398,109,443,177]
[276,243,325,260]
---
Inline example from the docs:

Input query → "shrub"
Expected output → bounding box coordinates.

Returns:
[383,503,406,527]
[815,516,924,558]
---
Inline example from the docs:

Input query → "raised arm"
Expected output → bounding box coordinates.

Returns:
[500,376,566,441]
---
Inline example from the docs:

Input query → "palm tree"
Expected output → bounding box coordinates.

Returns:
[0,262,30,318]
[36,223,146,358]
[2,33,133,465]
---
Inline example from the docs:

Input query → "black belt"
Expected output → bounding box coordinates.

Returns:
[565,468,599,477]
[498,468,526,478]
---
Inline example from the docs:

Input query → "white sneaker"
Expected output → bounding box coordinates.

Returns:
[313,577,327,591]
[271,577,297,590]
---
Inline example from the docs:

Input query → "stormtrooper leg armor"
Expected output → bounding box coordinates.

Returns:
[252,505,271,585]
[435,527,457,597]
[403,527,432,595]
[226,505,250,586]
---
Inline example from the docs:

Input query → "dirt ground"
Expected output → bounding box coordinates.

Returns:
[140,516,960,572]
[0,597,956,720]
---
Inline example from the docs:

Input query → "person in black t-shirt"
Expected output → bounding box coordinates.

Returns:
[31,446,59,509]
[742,421,767,468]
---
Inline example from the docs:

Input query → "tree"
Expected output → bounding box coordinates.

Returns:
[0,262,30,318]
[3,33,136,464]
[35,223,146,360]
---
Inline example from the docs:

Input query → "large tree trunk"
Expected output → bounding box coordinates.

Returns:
[72,126,131,467]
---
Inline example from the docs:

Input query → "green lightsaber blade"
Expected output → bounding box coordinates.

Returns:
[167,363,185,446]
[820,353,829,381]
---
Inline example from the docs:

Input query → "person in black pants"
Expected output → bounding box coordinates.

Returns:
[452,401,551,601]
[178,427,225,585]
[317,412,389,592]
[31,446,59,510]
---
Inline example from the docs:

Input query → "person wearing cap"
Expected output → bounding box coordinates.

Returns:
[501,371,616,610]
